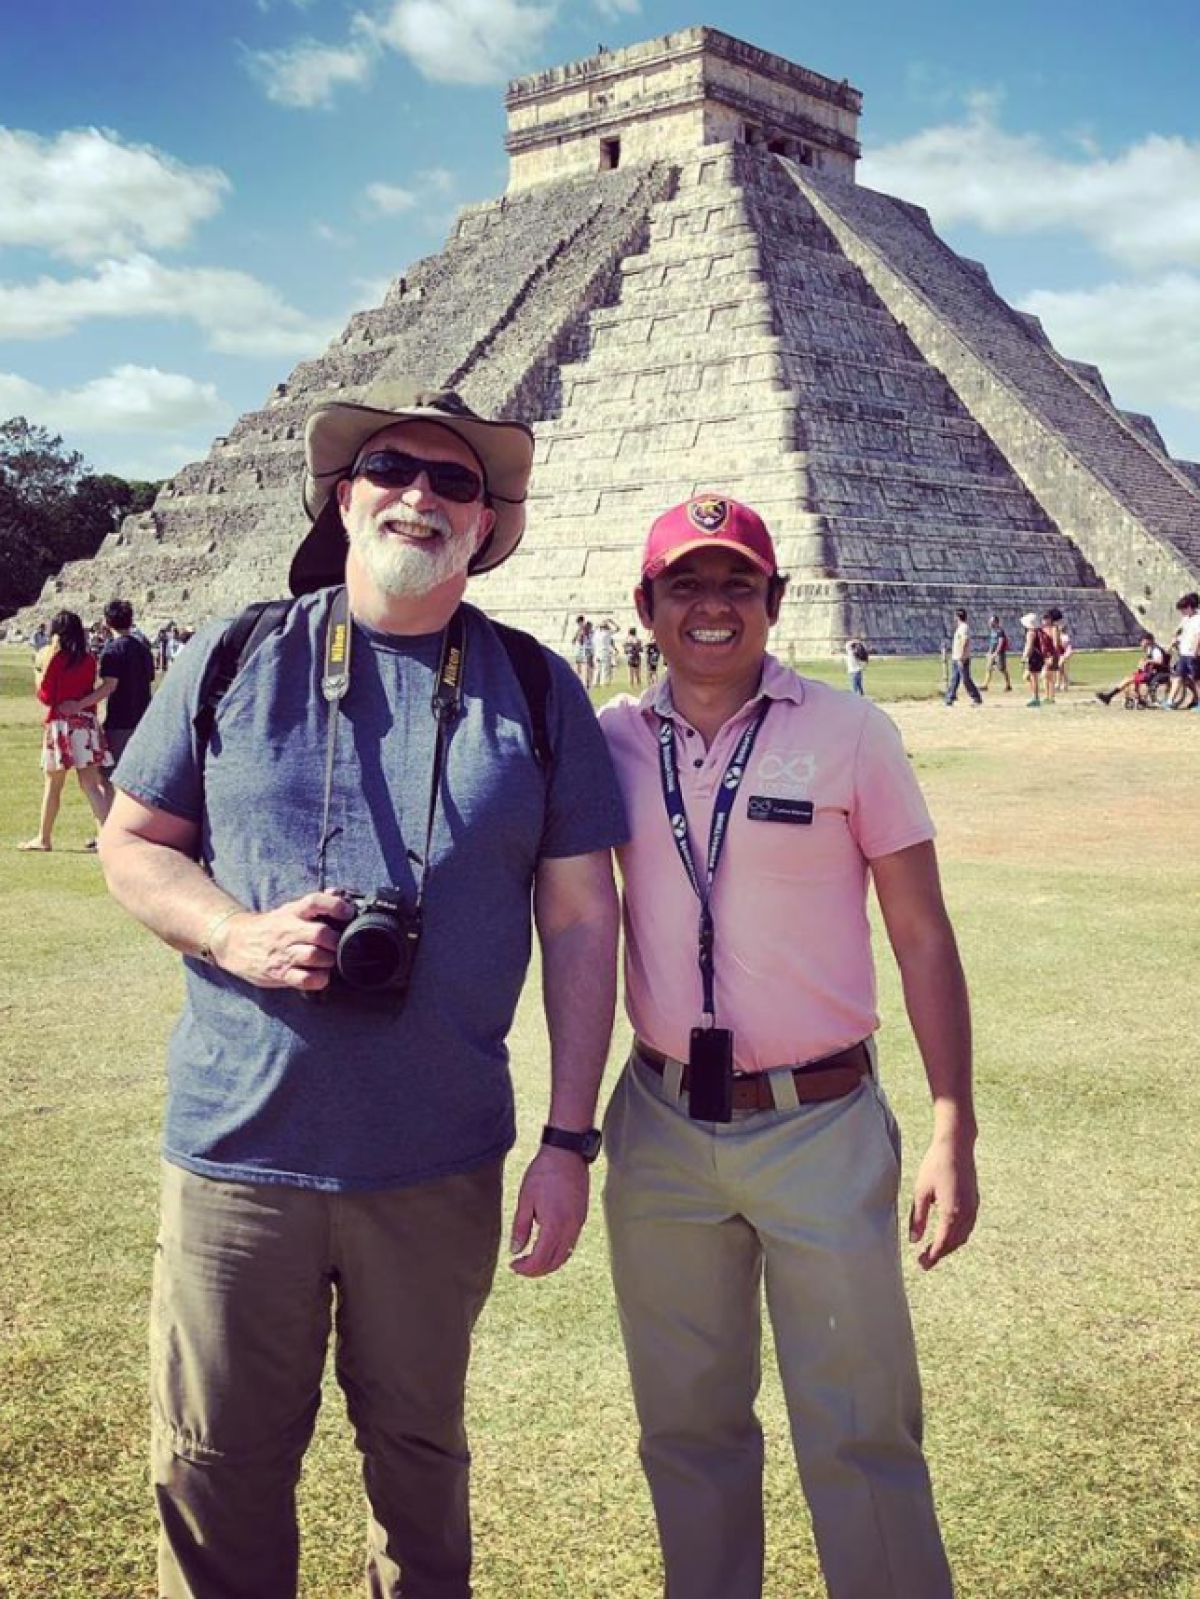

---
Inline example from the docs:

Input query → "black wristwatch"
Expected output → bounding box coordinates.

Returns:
[541,1124,603,1164]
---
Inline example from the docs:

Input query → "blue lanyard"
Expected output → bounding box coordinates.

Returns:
[656,699,771,1023]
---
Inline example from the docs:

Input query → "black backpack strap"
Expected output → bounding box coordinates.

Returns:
[194,599,295,763]
[491,619,554,772]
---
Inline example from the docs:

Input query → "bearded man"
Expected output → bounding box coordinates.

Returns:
[100,382,626,1599]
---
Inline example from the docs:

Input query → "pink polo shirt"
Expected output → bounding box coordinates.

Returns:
[598,657,936,1074]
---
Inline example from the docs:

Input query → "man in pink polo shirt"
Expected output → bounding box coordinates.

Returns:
[598,495,979,1599]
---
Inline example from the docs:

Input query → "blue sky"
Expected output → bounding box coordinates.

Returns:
[2,0,1198,480]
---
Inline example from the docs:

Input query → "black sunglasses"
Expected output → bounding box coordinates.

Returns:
[352,449,485,504]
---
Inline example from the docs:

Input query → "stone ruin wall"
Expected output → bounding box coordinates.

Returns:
[473,141,1149,653]
[785,164,1200,641]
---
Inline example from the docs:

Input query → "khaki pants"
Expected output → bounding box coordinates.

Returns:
[603,1054,953,1599]
[151,1159,503,1599]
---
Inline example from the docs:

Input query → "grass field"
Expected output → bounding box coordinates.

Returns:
[2,640,1198,1598]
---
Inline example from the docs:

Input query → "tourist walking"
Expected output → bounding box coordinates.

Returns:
[599,494,977,1599]
[1020,612,1046,706]
[66,599,156,767]
[1164,591,1200,709]
[982,615,1012,692]
[99,380,627,1599]
[944,608,982,706]
[19,610,113,852]
[1038,610,1063,703]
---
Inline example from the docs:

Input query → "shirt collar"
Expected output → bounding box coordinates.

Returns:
[638,652,806,728]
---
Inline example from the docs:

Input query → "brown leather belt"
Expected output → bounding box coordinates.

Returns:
[633,1038,871,1112]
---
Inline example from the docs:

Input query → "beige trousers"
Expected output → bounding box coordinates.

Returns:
[151,1158,503,1599]
[603,1053,953,1599]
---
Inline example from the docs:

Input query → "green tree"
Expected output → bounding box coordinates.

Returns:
[0,417,163,618]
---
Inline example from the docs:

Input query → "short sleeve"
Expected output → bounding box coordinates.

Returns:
[539,656,629,859]
[112,619,228,823]
[98,641,120,680]
[848,706,936,860]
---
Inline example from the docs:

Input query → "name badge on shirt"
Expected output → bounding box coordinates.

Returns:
[746,795,814,825]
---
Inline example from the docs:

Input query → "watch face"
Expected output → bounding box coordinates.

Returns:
[579,1128,602,1162]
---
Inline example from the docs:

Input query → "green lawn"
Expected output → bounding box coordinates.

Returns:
[1,642,1196,1598]
[588,647,1138,705]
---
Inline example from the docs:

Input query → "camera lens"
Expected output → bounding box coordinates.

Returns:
[336,914,409,990]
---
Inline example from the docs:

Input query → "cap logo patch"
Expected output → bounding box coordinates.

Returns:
[688,497,729,534]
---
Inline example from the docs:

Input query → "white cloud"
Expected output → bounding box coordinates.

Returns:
[419,166,456,194]
[0,127,228,263]
[366,0,556,87]
[594,0,640,16]
[0,365,226,435]
[246,0,553,105]
[244,31,376,109]
[0,254,337,357]
[1020,274,1200,418]
[363,181,418,214]
[860,95,1200,272]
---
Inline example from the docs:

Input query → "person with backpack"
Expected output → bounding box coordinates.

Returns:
[1020,612,1049,706]
[982,615,1012,692]
[98,380,628,1599]
[1039,610,1063,704]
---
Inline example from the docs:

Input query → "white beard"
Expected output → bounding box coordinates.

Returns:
[345,501,480,597]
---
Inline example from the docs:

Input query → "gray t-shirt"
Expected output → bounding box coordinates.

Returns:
[116,591,628,1191]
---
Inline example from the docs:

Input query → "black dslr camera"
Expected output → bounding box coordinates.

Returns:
[326,888,422,998]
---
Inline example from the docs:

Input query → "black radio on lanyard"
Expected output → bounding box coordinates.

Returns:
[656,699,770,1121]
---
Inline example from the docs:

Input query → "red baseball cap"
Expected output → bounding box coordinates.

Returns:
[641,495,778,580]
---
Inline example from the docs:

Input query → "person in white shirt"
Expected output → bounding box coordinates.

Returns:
[943,609,982,707]
[1165,591,1200,710]
[593,618,618,686]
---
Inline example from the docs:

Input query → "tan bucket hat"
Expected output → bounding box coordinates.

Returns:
[290,379,535,595]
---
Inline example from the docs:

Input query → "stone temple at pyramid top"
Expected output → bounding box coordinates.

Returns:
[505,26,862,191]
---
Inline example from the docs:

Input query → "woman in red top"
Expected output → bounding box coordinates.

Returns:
[19,610,114,852]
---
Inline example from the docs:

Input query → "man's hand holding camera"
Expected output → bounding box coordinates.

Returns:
[208,891,354,990]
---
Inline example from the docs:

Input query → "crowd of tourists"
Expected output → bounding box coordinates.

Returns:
[939,606,1075,708]
[570,612,660,688]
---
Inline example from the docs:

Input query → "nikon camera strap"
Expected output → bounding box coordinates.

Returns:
[314,587,466,899]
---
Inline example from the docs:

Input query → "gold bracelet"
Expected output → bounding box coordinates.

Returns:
[198,906,244,968]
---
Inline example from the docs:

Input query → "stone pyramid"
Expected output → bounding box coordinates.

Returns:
[21,27,1200,652]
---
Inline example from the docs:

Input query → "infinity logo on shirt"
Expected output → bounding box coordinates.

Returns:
[757,752,817,793]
